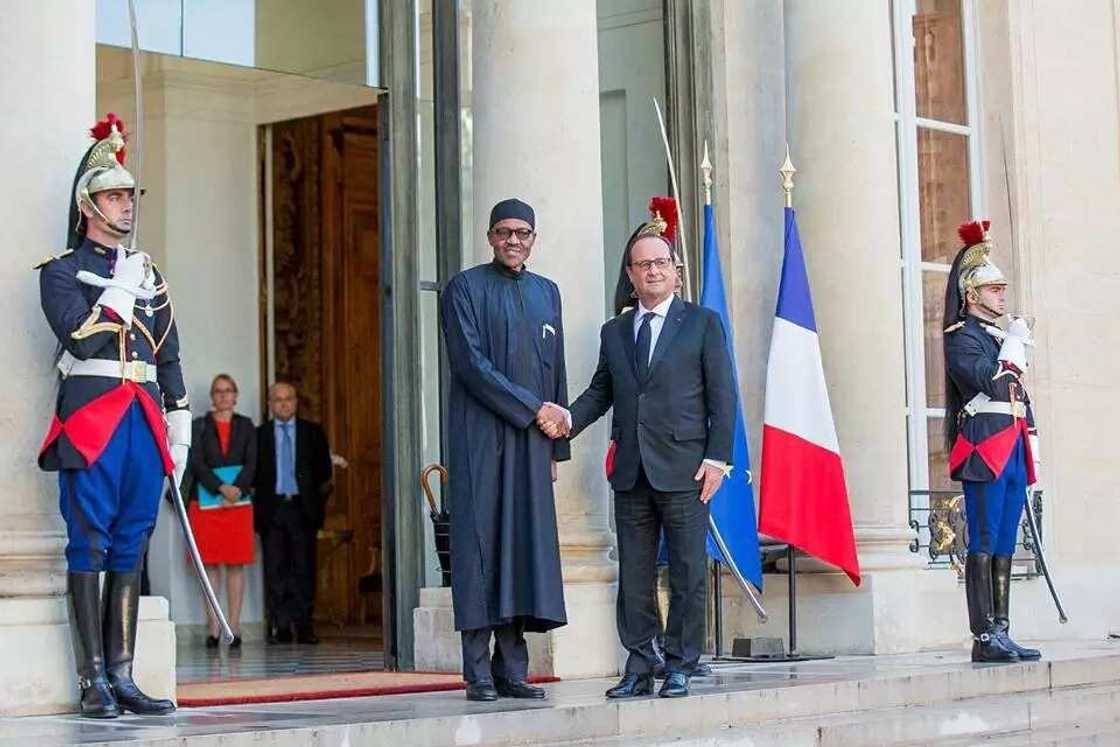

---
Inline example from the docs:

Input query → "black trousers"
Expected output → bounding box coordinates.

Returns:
[460,619,529,685]
[262,501,315,631]
[615,467,709,675]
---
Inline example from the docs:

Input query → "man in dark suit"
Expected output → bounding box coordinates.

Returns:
[255,382,333,644]
[561,211,735,699]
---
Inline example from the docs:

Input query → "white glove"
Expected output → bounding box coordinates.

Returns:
[76,249,156,326]
[1007,317,1033,343]
[997,317,1031,373]
[166,409,192,489]
[1029,432,1041,464]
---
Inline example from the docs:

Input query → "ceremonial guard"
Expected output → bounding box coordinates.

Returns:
[36,115,190,717]
[943,219,1041,663]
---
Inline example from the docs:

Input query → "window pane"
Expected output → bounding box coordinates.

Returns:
[917,127,970,264]
[926,415,959,491]
[923,270,948,409]
[913,0,967,125]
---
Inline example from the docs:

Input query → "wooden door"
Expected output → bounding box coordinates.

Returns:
[267,105,382,634]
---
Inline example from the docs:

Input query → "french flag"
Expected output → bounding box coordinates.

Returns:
[758,207,861,586]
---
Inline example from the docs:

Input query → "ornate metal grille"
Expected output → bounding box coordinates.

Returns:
[908,489,1043,579]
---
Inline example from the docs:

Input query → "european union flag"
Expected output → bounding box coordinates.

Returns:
[701,202,764,590]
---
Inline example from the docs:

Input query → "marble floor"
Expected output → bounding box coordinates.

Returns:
[3,640,1117,746]
[176,635,384,684]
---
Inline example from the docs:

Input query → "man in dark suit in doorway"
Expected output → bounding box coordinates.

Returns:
[255,382,333,644]
[561,205,735,699]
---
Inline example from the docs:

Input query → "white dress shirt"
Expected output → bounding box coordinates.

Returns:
[633,294,675,364]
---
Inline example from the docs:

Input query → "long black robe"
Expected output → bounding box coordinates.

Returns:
[440,260,570,633]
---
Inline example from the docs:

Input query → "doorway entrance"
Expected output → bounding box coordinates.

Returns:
[264,104,384,642]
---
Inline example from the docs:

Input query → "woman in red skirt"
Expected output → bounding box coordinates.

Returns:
[186,374,257,648]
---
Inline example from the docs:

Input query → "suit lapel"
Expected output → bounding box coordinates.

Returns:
[617,308,638,379]
[647,296,687,379]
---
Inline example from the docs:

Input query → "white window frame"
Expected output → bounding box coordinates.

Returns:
[892,0,984,490]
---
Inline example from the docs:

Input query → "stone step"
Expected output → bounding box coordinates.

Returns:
[538,682,1120,747]
[6,642,1119,747]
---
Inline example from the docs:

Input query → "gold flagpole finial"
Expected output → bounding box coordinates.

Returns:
[779,144,796,209]
[701,140,713,206]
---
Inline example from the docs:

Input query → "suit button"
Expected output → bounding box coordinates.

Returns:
[129,333,136,341]
[131,351,139,359]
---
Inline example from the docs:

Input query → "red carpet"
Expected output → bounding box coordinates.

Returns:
[178,671,560,707]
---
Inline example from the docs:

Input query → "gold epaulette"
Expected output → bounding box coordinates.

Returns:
[32,249,73,269]
[943,321,965,334]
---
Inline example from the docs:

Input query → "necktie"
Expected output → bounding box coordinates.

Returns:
[280,422,296,496]
[636,311,654,382]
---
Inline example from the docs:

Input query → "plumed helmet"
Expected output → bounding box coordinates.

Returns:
[613,196,682,315]
[954,219,1006,296]
[67,113,135,248]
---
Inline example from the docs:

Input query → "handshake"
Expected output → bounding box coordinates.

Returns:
[536,402,571,440]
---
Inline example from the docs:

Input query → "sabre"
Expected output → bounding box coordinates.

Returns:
[652,98,693,300]
[1022,489,1069,624]
[1000,117,1066,623]
[709,520,768,622]
[126,0,234,643]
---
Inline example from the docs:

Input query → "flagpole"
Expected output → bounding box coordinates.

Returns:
[770,146,834,662]
[699,139,767,624]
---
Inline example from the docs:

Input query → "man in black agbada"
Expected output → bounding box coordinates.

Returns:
[440,198,570,702]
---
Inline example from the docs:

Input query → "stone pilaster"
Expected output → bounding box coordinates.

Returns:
[416,0,619,679]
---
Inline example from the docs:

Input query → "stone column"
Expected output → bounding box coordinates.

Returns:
[0,1,96,715]
[0,2,90,715]
[0,7,175,714]
[769,0,959,654]
[414,0,619,680]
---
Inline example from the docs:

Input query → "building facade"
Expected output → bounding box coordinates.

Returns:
[2,0,1118,716]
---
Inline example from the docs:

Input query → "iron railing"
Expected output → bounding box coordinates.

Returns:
[908,489,1043,579]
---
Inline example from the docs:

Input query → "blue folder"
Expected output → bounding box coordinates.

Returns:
[197,465,248,510]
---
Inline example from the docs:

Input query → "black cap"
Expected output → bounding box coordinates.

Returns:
[489,198,535,230]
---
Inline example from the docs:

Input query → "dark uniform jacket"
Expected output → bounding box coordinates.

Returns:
[37,238,187,472]
[569,296,736,493]
[945,315,1036,483]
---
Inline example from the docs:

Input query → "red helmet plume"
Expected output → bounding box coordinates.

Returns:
[957,219,990,247]
[648,196,679,242]
[89,113,128,165]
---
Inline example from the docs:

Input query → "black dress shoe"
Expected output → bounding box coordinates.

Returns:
[658,671,690,698]
[605,673,654,698]
[296,629,320,645]
[205,635,219,649]
[275,628,293,644]
[495,678,546,699]
[229,635,242,650]
[465,682,499,702]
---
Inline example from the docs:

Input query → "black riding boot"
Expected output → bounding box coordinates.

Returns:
[104,572,176,715]
[992,555,1041,660]
[68,572,120,718]
[965,553,1018,663]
